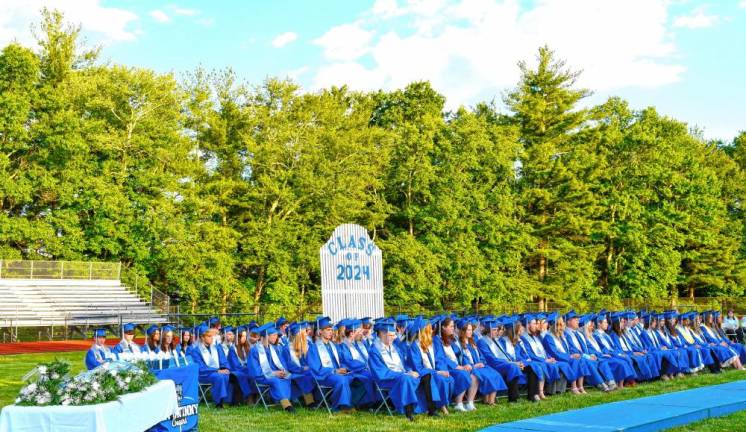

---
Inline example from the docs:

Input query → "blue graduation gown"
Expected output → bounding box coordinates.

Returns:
[520,334,564,383]
[608,332,657,381]
[367,341,425,413]
[111,340,140,354]
[640,330,682,375]
[564,330,620,385]
[85,345,111,370]
[337,340,380,405]
[280,345,316,395]
[476,336,524,384]
[676,327,716,367]
[407,341,452,407]
[700,325,741,364]
[248,343,292,402]
[307,341,353,409]
[190,343,234,404]
[457,340,507,394]
[432,336,471,397]
[225,345,255,398]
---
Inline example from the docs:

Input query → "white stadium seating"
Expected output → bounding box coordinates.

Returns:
[0,279,167,328]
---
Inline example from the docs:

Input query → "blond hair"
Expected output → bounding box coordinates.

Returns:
[292,331,309,358]
[419,324,433,352]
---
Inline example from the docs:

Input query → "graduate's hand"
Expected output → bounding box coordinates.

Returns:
[438,371,450,377]
[590,355,597,360]
[408,371,420,378]
[547,358,556,363]
[463,365,473,372]
[218,369,230,375]
[303,366,309,371]
[273,370,285,378]
[336,368,348,375]
[661,347,668,350]
[571,354,581,359]
[475,363,485,368]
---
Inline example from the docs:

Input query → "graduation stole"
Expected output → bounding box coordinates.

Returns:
[417,341,436,369]
[677,326,695,344]
[551,334,566,353]
[198,343,220,368]
[287,345,302,366]
[345,339,363,361]
[315,340,340,368]
[499,337,517,361]
[256,344,274,376]
[525,335,546,358]
[461,342,474,363]
[119,340,140,354]
[354,340,369,361]
[375,340,405,372]
[646,330,659,347]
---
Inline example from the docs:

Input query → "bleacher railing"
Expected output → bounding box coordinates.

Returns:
[0,260,121,280]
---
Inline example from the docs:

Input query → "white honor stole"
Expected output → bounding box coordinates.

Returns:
[354,340,369,361]
[315,341,340,368]
[346,340,362,361]
[418,344,435,369]
[487,337,507,360]
[551,334,566,353]
[257,344,275,378]
[500,337,516,360]
[198,343,220,369]
[443,344,458,363]
[376,340,405,372]
[526,336,546,358]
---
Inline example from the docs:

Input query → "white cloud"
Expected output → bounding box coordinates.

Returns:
[313,22,374,61]
[149,10,170,23]
[272,31,298,48]
[673,6,719,28]
[739,0,746,9]
[0,0,138,47]
[311,0,687,109]
[172,7,199,17]
[285,65,310,81]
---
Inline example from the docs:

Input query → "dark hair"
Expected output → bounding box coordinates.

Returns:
[439,318,454,346]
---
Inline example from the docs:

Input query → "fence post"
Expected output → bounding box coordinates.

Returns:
[60,261,64,279]
[89,262,93,280]
[117,262,122,280]
[0,259,3,279]
[30,260,34,279]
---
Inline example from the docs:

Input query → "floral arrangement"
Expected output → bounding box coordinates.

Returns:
[15,360,158,407]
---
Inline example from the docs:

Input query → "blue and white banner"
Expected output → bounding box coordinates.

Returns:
[149,364,199,432]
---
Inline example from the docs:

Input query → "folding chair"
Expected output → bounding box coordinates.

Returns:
[373,381,394,416]
[198,382,212,408]
[313,376,335,415]
[254,381,276,410]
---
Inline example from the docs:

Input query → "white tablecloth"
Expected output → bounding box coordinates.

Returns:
[0,380,178,432]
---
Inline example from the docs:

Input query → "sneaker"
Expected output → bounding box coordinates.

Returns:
[606,381,617,391]
[466,402,476,411]
[454,403,467,412]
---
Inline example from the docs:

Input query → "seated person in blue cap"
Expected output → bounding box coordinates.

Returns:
[360,317,374,348]
[85,328,113,370]
[477,318,533,402]
[220,326,235,358]
[160,325,186,366]
[367,319,428,421]
[307,317,355,412]
[143,325,161,354]
[178,328,193,357]
[564,312,619,391]
[699,311,745,369]
[519,314,563,396]
[433,317,478,412]
[454,318,506,407]
[542,314,586,394]
[190,325,237,408]
[276,317,289,347]
[280,322,317,407]
[336,319,380,408]
[112,323,141,355]
[248,322,296,413]
[217,325,254,402]
[407,317,453,415]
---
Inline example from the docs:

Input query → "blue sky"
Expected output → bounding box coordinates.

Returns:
[1,0,744,140]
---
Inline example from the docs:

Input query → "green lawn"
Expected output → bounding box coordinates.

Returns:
[2,351,745,431]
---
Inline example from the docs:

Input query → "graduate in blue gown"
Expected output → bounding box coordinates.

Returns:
[563,312,619,391]
[280,323,317,406]
[178,327,194,357]
[141,324,161,354]
[433,317,476,412]
[189,325,236,407]
[699,312,744,369]
[607,314,657,381]
[652,313,694,374]
[407,317,454,413]
[639,314,683,379]
[160,325,188,367]
[307,316,354,411]
[367,319,434,420]
[520,314,565,395]
[675,313,720,373]
[221,325,254,401]
[710,311,746,362]
[85,328,113,370]
[336,319,381,408]
[112,322,141,355]
[662,313,707,373]
[477,318,527,402]
[454,318,506,406]
[541,313,586,394]
[247,323,296,412]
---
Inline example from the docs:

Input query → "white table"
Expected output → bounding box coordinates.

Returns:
[0,380,178,432]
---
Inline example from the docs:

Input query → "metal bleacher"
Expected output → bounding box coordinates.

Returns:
[0,260,167,333]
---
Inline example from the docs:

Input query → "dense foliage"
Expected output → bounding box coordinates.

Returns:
[1,11,744,315]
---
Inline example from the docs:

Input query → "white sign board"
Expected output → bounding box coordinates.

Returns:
[320,224,384,321]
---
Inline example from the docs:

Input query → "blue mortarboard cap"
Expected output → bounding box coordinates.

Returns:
[395,314,409,325]
[236,325,247,334]
[146,324,160,336]
[122,322,136,333]
[521,313,535,326]
[161,325,174,333]
[257,322,279,336]
[316,316,333,329]
[546,311,559,325]
[361,317,372,326]
[208,317,220,326]
[276,316,288,326]
[347,319,362,330]
[223,326,235,334]
[93,328,106,338]
[288,323,302,336]
[195,324,209,336]
[564,310,578,321]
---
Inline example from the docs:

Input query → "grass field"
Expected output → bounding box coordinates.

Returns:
[2,351,745,431]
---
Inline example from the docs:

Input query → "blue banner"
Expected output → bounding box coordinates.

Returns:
[149,364,200,432]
